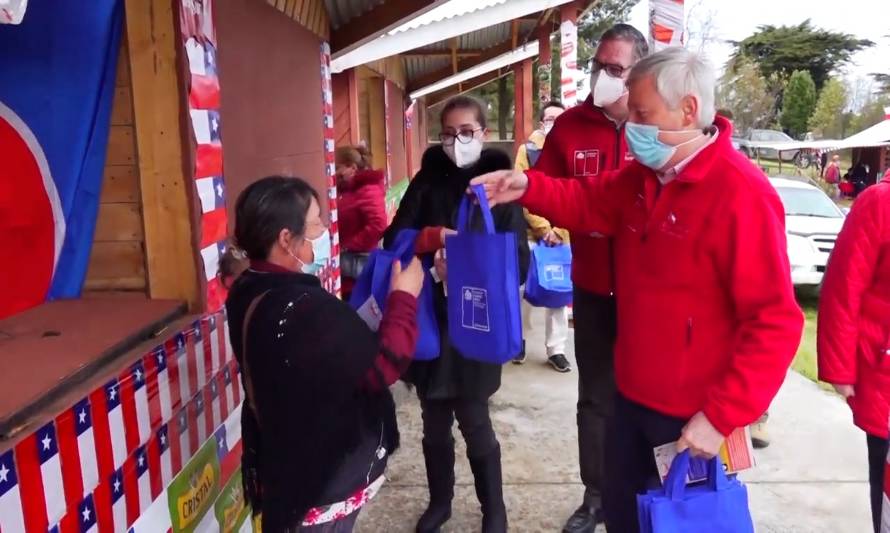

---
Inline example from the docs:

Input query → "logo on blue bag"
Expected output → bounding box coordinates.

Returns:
[461,287,490,332]
[543,264,566,282]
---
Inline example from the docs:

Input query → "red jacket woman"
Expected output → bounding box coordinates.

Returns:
[818,170,890,533]
[336,146,387,296]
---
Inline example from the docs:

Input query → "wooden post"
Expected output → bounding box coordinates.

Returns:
[347,69,361,145]
[124,0,201,310]
[513,58,534,155]
[559,2,579,105]
[537,24,552,105]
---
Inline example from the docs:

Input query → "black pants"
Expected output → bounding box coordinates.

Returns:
[603,394,688,533]
[420,397,499,458]
[573,288,617,510]
[868,434,888,533]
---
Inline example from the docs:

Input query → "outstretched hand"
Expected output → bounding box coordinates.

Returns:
[469,169,529,207]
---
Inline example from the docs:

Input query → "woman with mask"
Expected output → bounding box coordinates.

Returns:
[336,145,387,300]
[384,96,529,533]
[226,176,424,532]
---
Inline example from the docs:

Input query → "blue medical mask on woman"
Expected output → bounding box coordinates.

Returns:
[290,230,331,275]
[625,122,703,170]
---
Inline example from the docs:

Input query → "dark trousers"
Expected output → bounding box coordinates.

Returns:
[420,397,499,458]
[867,434,888,533]
[573,288,617,510]
[603,394,688,533]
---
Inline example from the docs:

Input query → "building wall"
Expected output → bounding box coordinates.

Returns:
[85,36,148,293]
[215,0,327,217]
[332,72,353,147]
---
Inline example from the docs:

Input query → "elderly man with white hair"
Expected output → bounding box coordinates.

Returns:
[472,47,804,532]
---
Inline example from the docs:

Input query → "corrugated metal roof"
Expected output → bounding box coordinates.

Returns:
[402,19,540,84]
[404,56,452,81]
[389,0,508,34]
[324,0,385,29]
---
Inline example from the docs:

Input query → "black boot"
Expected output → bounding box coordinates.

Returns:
[416,440,455,533]
[469,444,508,533]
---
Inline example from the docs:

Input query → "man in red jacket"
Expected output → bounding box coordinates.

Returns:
[534,23,649,533]
[473,47,803,532]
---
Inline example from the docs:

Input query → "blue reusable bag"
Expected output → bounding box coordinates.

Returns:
[524,244,573,308]
[445,184,522,364]
[637,451,754,533]
[348,229,440,360]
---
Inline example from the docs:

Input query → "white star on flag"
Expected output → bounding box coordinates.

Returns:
[138,454,145,467]
[82,506,91,522]
[109,385,117,400]
[113,477,121,493]
[42,433,51,451]
[79,409,87,424]
[134,368,143,382]
[160,433,167,446]
[0,462,8,482]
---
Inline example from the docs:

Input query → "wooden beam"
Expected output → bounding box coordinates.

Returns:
[450,37,459,74]
[124,0,201,310]
[402,50,483,58]
[331,0,441,54]
[424,68,510,108]
[347,69,361,145]
[511,19,520,49]
[408,39,515,93]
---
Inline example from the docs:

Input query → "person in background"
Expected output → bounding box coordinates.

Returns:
[818,168,890,533]
[513,100,572,372]
[472,47,803,533]
[226,176,423,532]
[384,95,529,533]
[336,145,387,300]
[825,154,842,199]
[532,23,649,533]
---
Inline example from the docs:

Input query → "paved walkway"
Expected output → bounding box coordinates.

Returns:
[358,314,872,532]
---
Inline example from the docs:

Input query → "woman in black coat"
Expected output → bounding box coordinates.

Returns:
[383,96,529,533]
[226,176,424,532]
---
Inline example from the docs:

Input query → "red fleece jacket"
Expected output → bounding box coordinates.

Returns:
[533,96,634,295]
[818,176,890,437]
[339,169,387,253]
[521,116,804,435]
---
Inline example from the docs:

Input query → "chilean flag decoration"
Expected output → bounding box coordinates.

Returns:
[0,1,123,319]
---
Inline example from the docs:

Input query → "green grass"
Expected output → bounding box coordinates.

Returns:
[789,287,834,391]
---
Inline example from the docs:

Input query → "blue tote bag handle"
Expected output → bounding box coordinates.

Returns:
[390,228,419,264]
[457,184,496,235]
[664,451,732,502]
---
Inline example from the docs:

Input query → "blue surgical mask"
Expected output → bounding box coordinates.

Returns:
[625,122,702,170]
[291,230,331,276]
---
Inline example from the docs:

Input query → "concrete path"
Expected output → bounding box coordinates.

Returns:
[358,311,872,532]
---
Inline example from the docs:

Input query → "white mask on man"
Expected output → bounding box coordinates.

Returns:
[591,70,627,108]
[444,138,483,168]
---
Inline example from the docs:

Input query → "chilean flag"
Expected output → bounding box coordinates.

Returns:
[15,421,66,529]
[0,1,123,319]
[56,398,99,511]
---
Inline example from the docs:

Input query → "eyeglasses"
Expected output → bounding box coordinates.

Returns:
[439,128,482,146]
[592,59,631,78]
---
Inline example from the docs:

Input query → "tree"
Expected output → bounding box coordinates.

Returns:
[684,0,721,55]
[780,70,817,138]
[717,56,780,133]
[728,20,873,91]
[808,79,848,138]
[849,93,890,134]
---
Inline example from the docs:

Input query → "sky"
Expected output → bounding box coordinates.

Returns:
[625,0,888,81]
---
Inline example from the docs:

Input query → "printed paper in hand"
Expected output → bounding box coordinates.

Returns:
[653,426,755,484]
[355,296,383,332]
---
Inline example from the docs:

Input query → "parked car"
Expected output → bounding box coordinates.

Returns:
[770,177,846,286]
[737,129,799,162]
